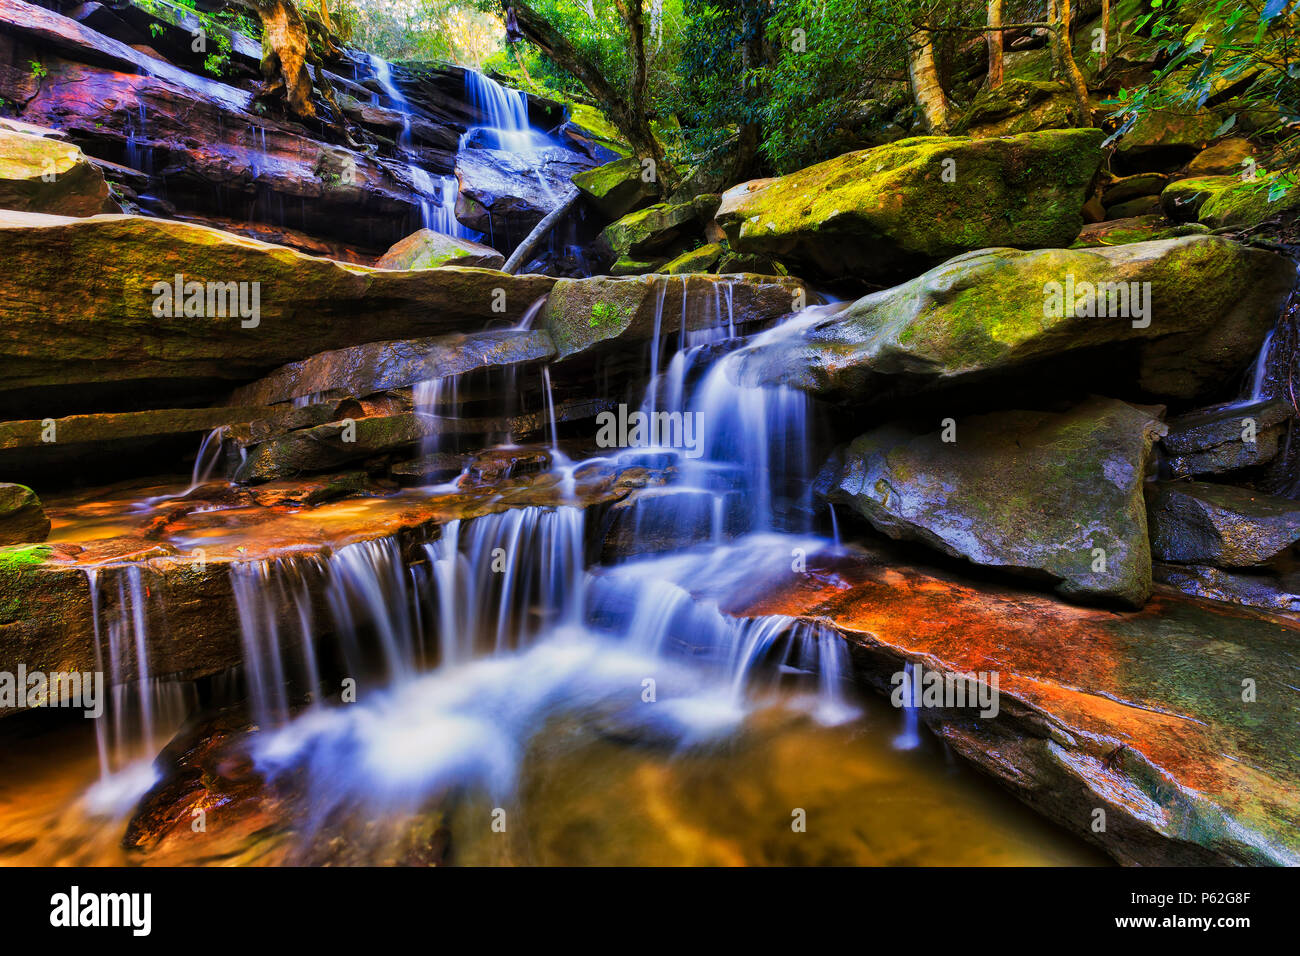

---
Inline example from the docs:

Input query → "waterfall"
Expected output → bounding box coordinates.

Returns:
[369,54,475,240]
[462,69,534,153]
[83,566,197,813]
[894,661,922,750]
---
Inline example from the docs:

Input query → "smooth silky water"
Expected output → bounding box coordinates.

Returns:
[0,211,1108,869]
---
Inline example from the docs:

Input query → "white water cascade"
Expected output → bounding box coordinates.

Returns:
[369,54,475,239]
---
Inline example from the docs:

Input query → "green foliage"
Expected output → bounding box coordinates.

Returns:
[28,59,48,80]
[335,0,502,64]
[136,0,262,78]
[1106,0,1300,198]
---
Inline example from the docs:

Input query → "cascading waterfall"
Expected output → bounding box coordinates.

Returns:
[461,69,535,153]
[369,54,475,240]
[83,566,197,813]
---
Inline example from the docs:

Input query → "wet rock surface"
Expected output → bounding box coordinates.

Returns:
[1148,481,1300,567]
[819,398,1165,606]
[725,544,1300,866]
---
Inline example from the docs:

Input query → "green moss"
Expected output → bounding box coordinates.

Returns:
[1199,172,1300,229]
[0,544,50,572]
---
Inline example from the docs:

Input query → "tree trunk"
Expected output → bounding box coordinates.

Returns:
[509,0,679,190]
[503,188,579,274]
[241,0,316,120]
[1054,0,1093,125]
[1099,0,1110,71]
[987,0,1004,89]
[905,28,950,134]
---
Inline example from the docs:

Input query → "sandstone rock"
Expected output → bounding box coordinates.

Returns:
[1154,562,1300,615]
[0,484,50,545]
[0,211,555,410]
[0,404,281,485]
[1148,481,1300,566]
[1105,195,1163,219]
[818,398,1165,606]
[1102,172,1170,207]
[1186,138,1255,177]
[0,126,121,216]
[729,236,1294,403]
[454,143,593,240]
[1114,107,1223,167]
[1071,215,1208,248]
[1160,175,1235,222]
[597,199,702,264]
[542,273,805,361]
[954,78,1076,137]
[661,243,725,274]
[1162,398,1292,478]
[375,229,505,270]
[1198,172,1300,230]
[230,329,555,406]
[728,543,1300,864]
[572,156,659,220]
[715,128,1104,283]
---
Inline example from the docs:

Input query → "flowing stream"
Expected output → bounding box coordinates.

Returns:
[0,222,1107,869]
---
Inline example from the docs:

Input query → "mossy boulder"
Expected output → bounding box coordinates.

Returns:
[716,128,1104,283]
[0,127,121,217]
[0,484,50,546]
[1160,174,1237,222]
[542,273,805,361]
[730,236,1293,403]
[1148,482,1300,567]
[1186,138,1256,177]
[1114,108,1223,168]
[597,199,702,263]
[1197,173,1300,230]
[819,398,1164,607]
[573,157,659,220]
[955,78,1076,137]
[661,243,725,274]
[1071,215,1209,248]
[375,229,505,270]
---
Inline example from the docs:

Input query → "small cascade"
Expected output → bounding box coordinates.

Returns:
[326,538,423,683]
[461,69,535,153]
[123,103,153,174]
[369,54,475,240]
[1248,328,1276,401]
[423,506,587,664]
[230,556,326,728]
[413,374,460,461]
[894,661,922,750]
[83,566,197,813]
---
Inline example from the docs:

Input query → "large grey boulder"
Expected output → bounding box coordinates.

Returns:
[819,398,1166,607]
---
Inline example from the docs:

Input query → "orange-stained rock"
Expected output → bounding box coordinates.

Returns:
[721,543,1300,866]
